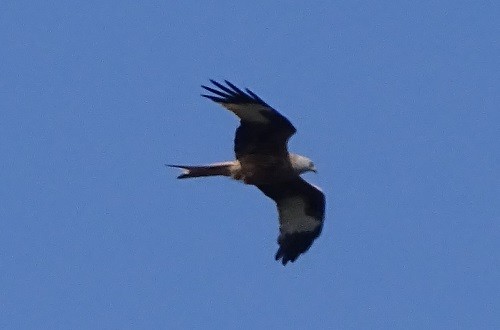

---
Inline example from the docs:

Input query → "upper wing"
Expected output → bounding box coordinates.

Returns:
[201,80,296,159]
[257,177,326,265]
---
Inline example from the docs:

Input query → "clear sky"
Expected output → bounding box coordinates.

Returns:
[1,1,499,329]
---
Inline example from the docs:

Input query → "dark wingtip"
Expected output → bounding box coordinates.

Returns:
[200,79,271,107]
[275,250,296,266]
[201,79,219,88]
[201,94,225,103]
[274,229,322,265]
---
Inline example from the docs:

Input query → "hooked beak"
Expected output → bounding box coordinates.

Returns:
[310,166,317,173]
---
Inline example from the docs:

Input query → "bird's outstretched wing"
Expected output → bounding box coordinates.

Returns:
[202,80,296,159]
[257,177,325,265]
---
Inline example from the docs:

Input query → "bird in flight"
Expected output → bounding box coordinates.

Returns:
[168,80,325,265]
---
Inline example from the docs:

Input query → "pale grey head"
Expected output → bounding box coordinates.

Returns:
[289,153,317,174]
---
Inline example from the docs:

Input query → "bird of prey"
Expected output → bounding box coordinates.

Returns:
[168,80,325,265]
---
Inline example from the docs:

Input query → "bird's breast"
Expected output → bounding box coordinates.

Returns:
[236,155,294,185]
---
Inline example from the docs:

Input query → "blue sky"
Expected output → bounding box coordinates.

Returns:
[1,1,499,329]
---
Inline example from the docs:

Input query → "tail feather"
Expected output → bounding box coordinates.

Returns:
[166,162,233,179]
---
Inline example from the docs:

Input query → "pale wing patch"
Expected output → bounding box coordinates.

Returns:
[221,103,271,124]
[310,183,323,192]
[278,196,321,234]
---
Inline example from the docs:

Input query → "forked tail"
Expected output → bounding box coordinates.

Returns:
[166,162,235,179]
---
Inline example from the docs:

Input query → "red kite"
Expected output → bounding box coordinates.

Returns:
[169,80,325,265]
